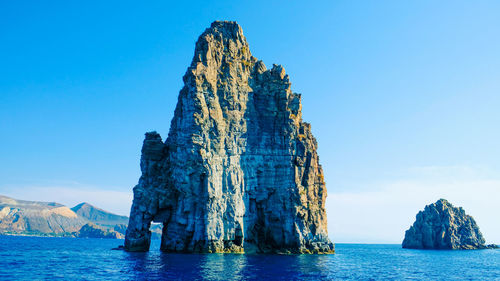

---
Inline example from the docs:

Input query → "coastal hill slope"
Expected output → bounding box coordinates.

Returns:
[75,223,124,239]
[71,202,128,226]
[0,195,128,238]
[125,21,334,254]
[0,195,87,235]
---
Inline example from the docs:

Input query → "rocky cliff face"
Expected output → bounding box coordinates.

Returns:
[403,199,492,250]
[125,21,334,253]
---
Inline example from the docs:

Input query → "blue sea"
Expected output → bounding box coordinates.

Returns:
[0,236,498,280]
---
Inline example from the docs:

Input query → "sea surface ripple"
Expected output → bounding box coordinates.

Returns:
[0,236,498,280]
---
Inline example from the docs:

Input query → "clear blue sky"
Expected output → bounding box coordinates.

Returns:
[1,1,499,243]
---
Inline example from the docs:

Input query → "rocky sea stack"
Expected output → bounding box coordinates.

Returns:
[403,199,497,250]
[124,21,334,254]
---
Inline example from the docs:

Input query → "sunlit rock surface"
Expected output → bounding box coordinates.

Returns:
[125,21,334,254]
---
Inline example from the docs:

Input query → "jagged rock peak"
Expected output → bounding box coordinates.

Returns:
[125,21,334,254]
[206,20,246,46]
[192,21,249,64]
[402,199,497,250]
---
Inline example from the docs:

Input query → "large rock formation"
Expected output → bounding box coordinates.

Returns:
[125,21,334,254]
[403,199,496,250]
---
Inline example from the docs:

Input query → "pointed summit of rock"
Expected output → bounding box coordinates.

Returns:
[125,21,334,254]
[189,20,251,69]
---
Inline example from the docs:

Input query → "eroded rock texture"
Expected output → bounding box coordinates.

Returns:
[125,21,334,254]
[402,199,492,250]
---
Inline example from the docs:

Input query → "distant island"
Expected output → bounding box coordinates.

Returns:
[0,195,161,239]
[403,199,498,250]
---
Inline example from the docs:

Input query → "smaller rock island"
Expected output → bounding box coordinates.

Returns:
[403,199,497,250]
